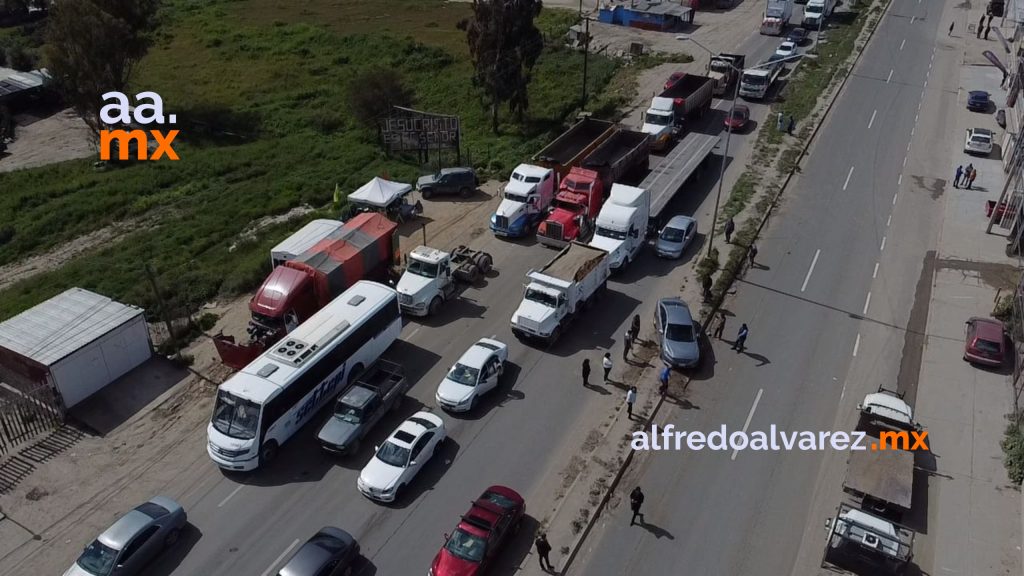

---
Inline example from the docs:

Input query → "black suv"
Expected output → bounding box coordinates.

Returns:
[416,167,479,199]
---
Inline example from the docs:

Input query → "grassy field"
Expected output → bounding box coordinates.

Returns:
[0,0,620,320]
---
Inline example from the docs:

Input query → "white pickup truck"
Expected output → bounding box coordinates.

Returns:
[510,242,609,344]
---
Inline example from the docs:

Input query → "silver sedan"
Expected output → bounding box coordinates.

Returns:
[655,215,698,259]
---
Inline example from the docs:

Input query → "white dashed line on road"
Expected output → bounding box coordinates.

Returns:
[218,485,244,508]
[262,539,301,576]
[903,156,907,167]
[863,292,872,315]
[732,388,764,461]
[893,192,898,204]
[900,38,906,50]
[868,109,877,128]
[898,174,903,186]
[873,262,880,278]
[843,166,855,190]
[910,15,915,23]
[880,236,887,251]
[886,214,892,227]
[801,249,821,292]
[887,68,894,83]
[853,334,861,357]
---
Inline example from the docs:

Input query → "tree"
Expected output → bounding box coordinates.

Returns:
[459,0,544,133]
[44,0,160,138]
[346,67,416,129]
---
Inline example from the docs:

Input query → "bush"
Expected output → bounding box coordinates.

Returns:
[695,248,719,283]
[1002,421,1024,484]
[993,294,1013,321]
[6,44,34,71]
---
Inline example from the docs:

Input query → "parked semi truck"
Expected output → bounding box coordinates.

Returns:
[802,0,834,29]
[739,63,782,100]
[761,0,793,35]
[396,245,493,316]
[490,163,558,238]
[510,242,609,344]
[533,117,616,179]
[708,53,746,96]
[213,212,399,370]
[537,130,650,248]
[642,74,715,151]
[588,184,650,273]
[316,360,409,455]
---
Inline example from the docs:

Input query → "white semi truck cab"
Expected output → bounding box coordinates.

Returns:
[588,183,650,272]
[491,164,558,238]
[397,245,493,317]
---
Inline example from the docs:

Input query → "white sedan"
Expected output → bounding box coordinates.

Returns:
[775,41,797,58]
[436,338,508,412]
[357,411,446,502]
[964,127,994,155]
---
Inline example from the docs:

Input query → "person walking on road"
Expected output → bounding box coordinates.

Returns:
[748,243,758,267]
[978,15,985,37]
[630,314,641,343]
[968,167,978,190]
[701,274,713,302]
[630,486,645,525]
[732,323,749,352]
[713,311,727,339]
[582,358,591,387]
[659,365,671,396]
[787,115,795,135]
[954,165,963,188]
[603,353,613,383]
[623,329,633,361]
[724,217,735,243]
[626,386,637,419]
[535,532,554,572]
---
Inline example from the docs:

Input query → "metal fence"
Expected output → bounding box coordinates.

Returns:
[0,382,63,458]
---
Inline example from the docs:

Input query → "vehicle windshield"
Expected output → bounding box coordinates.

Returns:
[595,226,628,240]
[667,323,695,342]
[742,74,767,86]
[511,172,542,184]
[525,288,559,307]
[407,259,439,278]
[646,112,672,126]
[212,390,260,440]
[562,178,592,193]
[660,227,686,243]
[76,540,118,576]
[976,339,1002,354]
[447,363,480,386]
[376,441,411,467]
[972,135,992,144]
[335,400,365,423]
[805,5,823,14]
[504,191,530,203]
[553,198,584,212]
[445,528,487,563]
[730,109,746,120]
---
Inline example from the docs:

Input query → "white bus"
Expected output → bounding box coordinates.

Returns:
[207,280,402,471]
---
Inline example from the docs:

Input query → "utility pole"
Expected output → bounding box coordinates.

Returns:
[144,263,179,359]
[582,16,590,109]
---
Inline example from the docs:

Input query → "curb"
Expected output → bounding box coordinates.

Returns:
[550,1,895,573]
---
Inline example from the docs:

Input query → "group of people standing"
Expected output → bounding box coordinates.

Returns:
[954,163,978,189]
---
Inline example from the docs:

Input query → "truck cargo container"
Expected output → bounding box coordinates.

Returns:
[510,242,610,344]
[533,117,616,179]
[213,213,399,370]
[642,74,715,151]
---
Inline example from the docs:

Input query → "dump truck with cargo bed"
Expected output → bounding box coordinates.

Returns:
[533,117,616,179]
[709,53,746,95]
[642,74,715,150]
[510,242,610,344]
[316,360,409,455]
[213,212,399,370]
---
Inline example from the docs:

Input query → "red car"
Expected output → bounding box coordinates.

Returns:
[429,485,525,576]
[724,105,750,131]
[964,317,1008,366]
[664,71,686,90]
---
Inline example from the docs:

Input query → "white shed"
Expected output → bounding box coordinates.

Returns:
[270,218,345,269]
[0,288,152,411]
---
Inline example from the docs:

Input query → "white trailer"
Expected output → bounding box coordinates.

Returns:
[270,219,345,268]
[510,242,609,344]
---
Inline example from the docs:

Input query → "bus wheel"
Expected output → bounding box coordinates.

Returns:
[260,441,279,466]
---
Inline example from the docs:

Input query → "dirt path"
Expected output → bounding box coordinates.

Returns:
[0,108,94,174]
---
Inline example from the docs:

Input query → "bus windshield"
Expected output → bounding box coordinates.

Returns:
[212,390,260,440]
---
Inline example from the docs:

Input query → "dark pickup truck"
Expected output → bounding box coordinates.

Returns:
[316,360,409,455]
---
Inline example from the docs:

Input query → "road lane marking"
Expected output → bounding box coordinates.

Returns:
[903,156,907,167]
[886,69,893,83]
[900,38,906,50]
[801,249,821,292]
[732,388,764,461]
[893,192,898,204]
[873,262,879,278]
[218,485,243,508]
[880,236,887,251]
[886,214,892,227]
[863,292,872,315]
[408,326,422,340]
[868,110,877,128]
[910,15,915,23]
[843,166,855,190]
[262,539,301,576]
[907,141,912,152]
[910,126,915,137]
[853,334,861,357]
[898,174,902,185]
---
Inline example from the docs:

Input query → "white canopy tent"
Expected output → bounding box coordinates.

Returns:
[348,177,413,208]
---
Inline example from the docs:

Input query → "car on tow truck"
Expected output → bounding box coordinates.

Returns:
[429,485,525,576]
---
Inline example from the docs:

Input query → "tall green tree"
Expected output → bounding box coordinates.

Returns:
[459,0,544,133]
[44,0,161,138]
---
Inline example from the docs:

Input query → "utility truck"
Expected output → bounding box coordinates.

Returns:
[739,63,783,100]
[642,74,715,151]
[316,360,409,455]
[490,164,558,238]
[761,0,793,35]
[396,245,493,316]
[708,53,746,96]
[589,184,650,273]
[510,242,609,344]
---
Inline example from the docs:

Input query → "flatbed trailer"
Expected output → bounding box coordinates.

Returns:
[640,132,720,223]
[843,443,914,517]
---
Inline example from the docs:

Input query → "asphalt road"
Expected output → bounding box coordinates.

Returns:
[10,15,809,576]
[573,1,950,575]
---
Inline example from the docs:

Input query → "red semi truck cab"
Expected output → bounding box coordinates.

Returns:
[537,167,605,249]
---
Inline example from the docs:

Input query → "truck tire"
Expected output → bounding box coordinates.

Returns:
[260,441,279,466]
[429,296,443,316]
[474,253,493,274]
[459,186,472,198]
